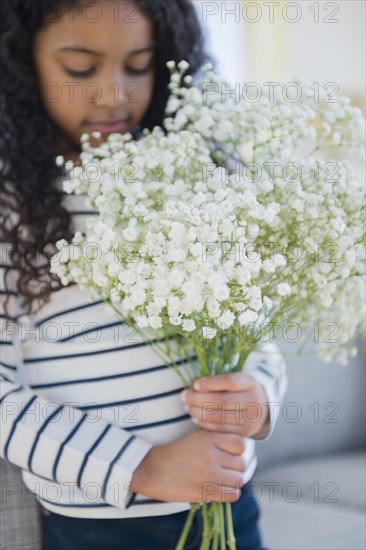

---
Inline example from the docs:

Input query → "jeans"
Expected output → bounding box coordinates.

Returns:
[41,482,267,550]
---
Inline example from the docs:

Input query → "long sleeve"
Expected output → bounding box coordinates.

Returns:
[0,241,153,510]
[244,341,288,441]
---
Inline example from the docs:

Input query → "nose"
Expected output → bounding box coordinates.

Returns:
[94,69,132,109]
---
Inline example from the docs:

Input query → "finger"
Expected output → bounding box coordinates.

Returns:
[187,401,261,426]
[206,482,242,503]
[217,469,245,490]
[212,432,246,455]
[187,404,241,424]
[221,455,246,473]
[191,418,248,436]
[182,390,256,411]
[192,373,256,393]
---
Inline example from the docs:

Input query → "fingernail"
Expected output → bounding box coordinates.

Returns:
[193,380,200,391]
[180,390,188,403]
[183,404,190,413]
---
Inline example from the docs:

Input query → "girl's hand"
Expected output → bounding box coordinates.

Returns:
[180,373,270,438]
[130,430,246,503]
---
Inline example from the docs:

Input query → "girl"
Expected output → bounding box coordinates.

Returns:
[0,1,288,549]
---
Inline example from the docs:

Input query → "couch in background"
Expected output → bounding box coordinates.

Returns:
[253,340,365,550]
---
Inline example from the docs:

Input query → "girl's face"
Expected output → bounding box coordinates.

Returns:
[32,0,155,159]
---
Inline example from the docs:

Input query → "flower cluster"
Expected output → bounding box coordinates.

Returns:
[51,62,365,367]
[164,61,365,169]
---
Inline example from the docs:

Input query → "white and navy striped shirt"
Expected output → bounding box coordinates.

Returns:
[0,181,288,519]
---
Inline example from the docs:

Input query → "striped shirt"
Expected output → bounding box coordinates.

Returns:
[0,179,288,519]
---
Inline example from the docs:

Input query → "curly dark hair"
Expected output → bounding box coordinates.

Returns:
[0,0,212,321]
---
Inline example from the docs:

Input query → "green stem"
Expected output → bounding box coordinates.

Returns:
[199,503,212,550]
[219,504,226,549]
[225,503,236,550]
[217,502,228,550]
[211,503,221,550]
[175,503,201,550]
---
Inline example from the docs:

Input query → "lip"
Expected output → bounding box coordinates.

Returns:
[85,119,130,133]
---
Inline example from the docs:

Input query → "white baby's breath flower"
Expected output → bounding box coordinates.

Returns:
[177,60,189,72]
[332,131,341,145]
[320,291,334,308]
[206,298,221,319]
[349,346,358,358]
[63,179,76,194]
[273,254,286,267]
[202,326,217,339]
[233,302,247,312]
[277,283,291,296]
[169,315,183,325]
[292,199,304,213]
[340,267,351,278]
[249,299,263,312]
[217,310,235,329]
[148,315,163,329]
[240,141,254,164]
[55,155,64,167]
[182,318,196,332]
[262,259,276,274]
[136,315,149,328]
[245,286,262,299]
[238,310,258,326]
[123,227,138,241]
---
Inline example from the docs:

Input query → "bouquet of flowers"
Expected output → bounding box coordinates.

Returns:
[51,61,365,549]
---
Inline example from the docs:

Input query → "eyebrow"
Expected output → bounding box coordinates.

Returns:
[58,46,155,56]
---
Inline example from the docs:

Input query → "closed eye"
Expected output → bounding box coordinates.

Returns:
[64,66,152,79]
[65,68,95,78]
[126,66,151,75]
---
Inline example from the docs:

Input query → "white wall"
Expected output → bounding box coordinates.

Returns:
[194,1,247,83]
[195,0,365,111]
[285,0,365,107]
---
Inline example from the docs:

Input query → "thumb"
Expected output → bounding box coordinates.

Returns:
[192,372,255,392]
